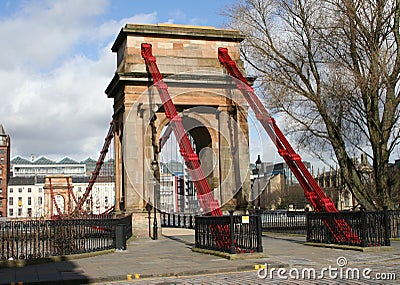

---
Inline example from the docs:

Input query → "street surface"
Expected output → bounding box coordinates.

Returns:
[97,260,399,285]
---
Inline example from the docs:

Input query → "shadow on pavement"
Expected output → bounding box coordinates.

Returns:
[263,233,306,245]
[163,235,195,248]
[0,257,91,285]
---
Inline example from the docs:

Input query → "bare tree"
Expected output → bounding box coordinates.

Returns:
[225,0,400,209]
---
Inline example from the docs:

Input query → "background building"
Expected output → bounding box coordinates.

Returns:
[0,124,11,217]
[6,155,115,219]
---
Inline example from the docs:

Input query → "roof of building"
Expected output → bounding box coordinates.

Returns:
[58,157,79,164]
[8,176,45,185]
[8,175,114,185]
[33,156,56,165]
[72,176,90,183]
[11,156,93,166]
[11,156,31,165]
[81,157,97,163]
[0,124,5,135]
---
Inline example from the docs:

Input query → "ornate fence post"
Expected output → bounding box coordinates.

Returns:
[383,206,390,246]
[360,207,367,247]
[229,210,235,254]
[256,209,263,252]
[161,212,166,227]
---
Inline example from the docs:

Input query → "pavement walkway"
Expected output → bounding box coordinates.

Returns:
[0,228,399,284]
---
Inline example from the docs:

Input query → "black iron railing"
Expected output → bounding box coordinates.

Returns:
[260,210,306,234]
[161,212,195,229]
[388,210,400,238]
[194,211,263,254]
[307,209,390,247]
[0,214,132,260]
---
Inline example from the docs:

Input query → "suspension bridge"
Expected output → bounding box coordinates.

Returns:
[48,23,358,245]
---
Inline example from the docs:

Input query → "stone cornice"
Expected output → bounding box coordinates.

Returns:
[111,23,244,52]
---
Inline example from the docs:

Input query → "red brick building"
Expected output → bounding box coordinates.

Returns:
[0,124,10,217]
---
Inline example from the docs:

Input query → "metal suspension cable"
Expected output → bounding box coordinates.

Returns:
[72,120,114,216]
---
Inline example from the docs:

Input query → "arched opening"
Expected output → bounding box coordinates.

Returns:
[54,195,65,215]
[158,117,214,214]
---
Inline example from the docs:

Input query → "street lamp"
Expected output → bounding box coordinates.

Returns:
[151,159,158,240]
[255,155,262,209]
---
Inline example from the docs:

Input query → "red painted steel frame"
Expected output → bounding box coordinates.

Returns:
[141,43,222,217]
[218,47,359,243]
[72,121,115,216]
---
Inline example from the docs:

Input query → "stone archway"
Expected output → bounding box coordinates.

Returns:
[106,24,251,234]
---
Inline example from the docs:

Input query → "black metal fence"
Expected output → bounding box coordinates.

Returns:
[0,214,132,260]
[161,212,195,229]
[307,209,391,247]
[388,210,400,238]
[194,211,263,254]
[260,210,306,234]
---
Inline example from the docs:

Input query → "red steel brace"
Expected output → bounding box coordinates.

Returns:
[218,47,360,243]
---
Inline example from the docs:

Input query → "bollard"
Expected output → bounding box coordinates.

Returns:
[116,224,127,250]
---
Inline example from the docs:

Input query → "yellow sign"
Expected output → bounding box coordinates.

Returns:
[242,215,249,224]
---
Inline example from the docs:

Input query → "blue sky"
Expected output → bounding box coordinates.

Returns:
[0,0,239,161]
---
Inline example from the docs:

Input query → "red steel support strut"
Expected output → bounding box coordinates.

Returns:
[72,120,114,216]
[141,43,222,217]
[141,43,239,250]
[218,47,359,243]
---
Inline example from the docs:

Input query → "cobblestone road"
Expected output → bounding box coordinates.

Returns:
[97,261,399,285]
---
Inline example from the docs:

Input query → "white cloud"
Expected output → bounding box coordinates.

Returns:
[94,12,158,42]
[0,0,109,69]
[0,1,158,161]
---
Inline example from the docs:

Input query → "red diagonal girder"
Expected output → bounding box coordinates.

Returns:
[72,121,114,216]
[49,178,64,219]
[218,47,360,243]
[141,43,237,251]
[141,43,222,217]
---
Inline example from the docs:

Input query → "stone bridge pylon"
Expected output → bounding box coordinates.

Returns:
[106,24,251,233]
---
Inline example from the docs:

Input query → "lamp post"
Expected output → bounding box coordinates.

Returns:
[151,159,158,240]
[255,155,262,209]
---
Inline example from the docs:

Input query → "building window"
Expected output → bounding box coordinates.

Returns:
[344,191,351,208]
[0,211,2,217]
[18,188,22,193]
[0,179,2,185]
[0,200,2,207]
[0,188,2,194]
[39,188,42,193]
[9,197,13,205]
[0,168,2,175]
[38,197,42,205]
[18,208,22,216]
[27,208,32,217]
[9,188,13,193]
[105,196,108,205]
[28,197,31,206]
[8,209,13,216]
[28,188,31,193]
